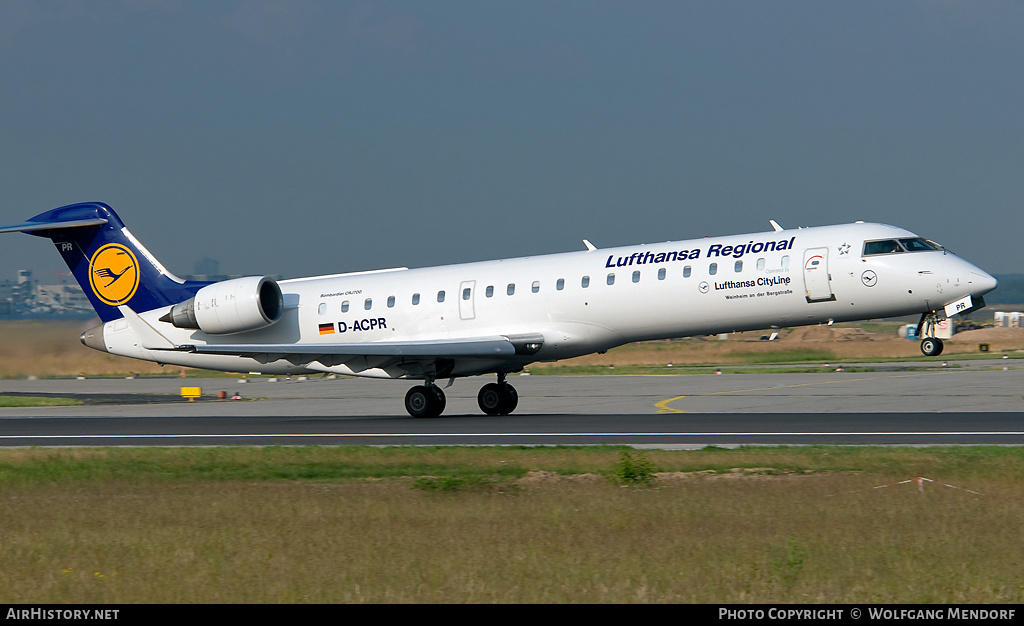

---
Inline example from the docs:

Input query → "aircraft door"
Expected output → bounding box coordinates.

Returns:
[459,280,476,320]
[802,248,836,303]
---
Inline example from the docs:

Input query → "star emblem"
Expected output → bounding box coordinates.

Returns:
[838,243,851,255]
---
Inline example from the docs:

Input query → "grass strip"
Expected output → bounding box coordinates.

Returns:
[3,445,1024,483]
[0,395,83,407]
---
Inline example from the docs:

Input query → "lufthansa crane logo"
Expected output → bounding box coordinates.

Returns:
[860,270,878,287]
[88,243,139,306]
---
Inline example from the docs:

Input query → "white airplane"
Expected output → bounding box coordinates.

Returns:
[2,202,997,417]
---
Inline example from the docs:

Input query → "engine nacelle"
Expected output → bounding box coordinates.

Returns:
[161,276,284,335]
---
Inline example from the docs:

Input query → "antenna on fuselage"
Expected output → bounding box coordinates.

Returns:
[769,220,784,232]
[583,239,597,251]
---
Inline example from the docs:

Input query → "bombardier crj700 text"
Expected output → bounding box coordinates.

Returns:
[2,203,997,417]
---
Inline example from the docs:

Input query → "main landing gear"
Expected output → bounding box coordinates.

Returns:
[403,373,519,418]
[477,373,519,416]
[918,311,944,357]
[405,384,447,418]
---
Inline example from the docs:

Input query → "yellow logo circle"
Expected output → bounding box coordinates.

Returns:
[89,243,140,306]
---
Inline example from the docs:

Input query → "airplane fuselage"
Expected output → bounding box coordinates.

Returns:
[96,221,994,379]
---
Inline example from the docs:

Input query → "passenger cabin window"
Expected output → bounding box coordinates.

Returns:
[781,256,790,269]
[462,287,471,300]
[342,300,350,312]
[632,271,640,283]
[581,276,590,288]
[607,273,615,285]
[556,278,565,291]
[486,285,494,298]
[531,281,540,293]
[756,258,766,270]
[412,293,420,305]
[734,260,743,273]
[387,296,395,308]
[437,290,445,303]
[507,283,515,296]
[709,263,718,276]
[364,298,372,310]
[683,266,691,278]
[318,303,326,315]
[658,268,666,280]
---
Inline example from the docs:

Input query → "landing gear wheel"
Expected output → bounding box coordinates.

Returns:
[429,385,447,415]
[478,382,519,415]
[920,337,944,357]
[504,384,519,414]
[405,385,446,418]
[477,383,503,415]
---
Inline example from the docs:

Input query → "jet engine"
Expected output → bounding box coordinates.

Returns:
[161,276,283,335]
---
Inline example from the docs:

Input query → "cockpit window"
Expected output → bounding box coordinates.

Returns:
[862,239,902,255]
[898,237,940,252]
[863,237,940,256]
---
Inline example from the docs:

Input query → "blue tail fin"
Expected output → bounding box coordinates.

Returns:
[6,202,209,322]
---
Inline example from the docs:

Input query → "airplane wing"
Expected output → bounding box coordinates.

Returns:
[113,304,543,377]
[157,333,545,376]
[173,334,543,358]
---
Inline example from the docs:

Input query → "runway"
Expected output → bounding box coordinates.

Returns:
[1,360,1022,446]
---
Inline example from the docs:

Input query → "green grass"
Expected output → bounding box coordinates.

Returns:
[0,395,83,407]
[3,445,1024,483]
[3,446,1024,603]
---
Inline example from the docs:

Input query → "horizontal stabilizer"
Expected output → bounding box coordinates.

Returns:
[0,217,107,234]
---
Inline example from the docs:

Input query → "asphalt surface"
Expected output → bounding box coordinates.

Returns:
[1,359,1022,446]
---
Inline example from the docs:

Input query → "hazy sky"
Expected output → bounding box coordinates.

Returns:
[2,1,1023,285]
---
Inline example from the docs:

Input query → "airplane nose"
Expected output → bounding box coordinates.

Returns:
[970,270,998,297]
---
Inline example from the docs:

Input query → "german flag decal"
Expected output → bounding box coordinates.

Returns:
[318,322,335,335]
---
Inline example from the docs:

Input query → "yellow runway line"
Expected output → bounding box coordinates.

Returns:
[654,370,954,414]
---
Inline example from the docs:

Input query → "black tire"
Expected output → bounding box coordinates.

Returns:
[920,337,944,357]
[430,385,447,415]
[406,385,445,418]
[502,384,519,414]
[478,383,504,415]
[477,382,519,415]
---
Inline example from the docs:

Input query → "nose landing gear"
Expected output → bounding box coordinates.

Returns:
[918,311,944,357]
[920,336,944,357]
